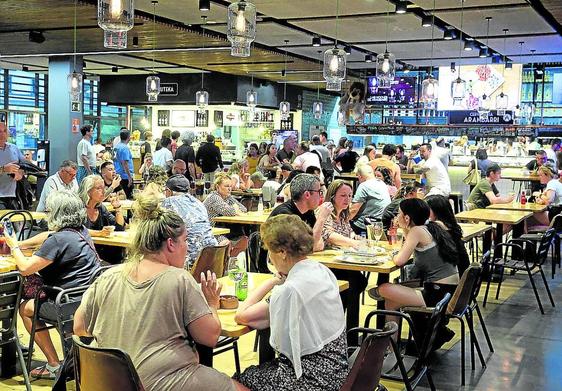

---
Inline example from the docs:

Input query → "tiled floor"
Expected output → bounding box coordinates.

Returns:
[1,267,560,390]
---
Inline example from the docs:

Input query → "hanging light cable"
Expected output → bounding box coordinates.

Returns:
[98,0,134,49]
[313,50,323,120]
[451,0,466,106]
[496,28,510,111]
[196,25,209,112]
[323,0,345,91]
[478,17,492,116]
[376,10,396,86]
[68,0,83,107]
[421,0,438,105]
[279,40,290,120]
[146,1,160,102]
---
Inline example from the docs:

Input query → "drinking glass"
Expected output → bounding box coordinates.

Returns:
[373,222,383,247]
[525,189,531,199]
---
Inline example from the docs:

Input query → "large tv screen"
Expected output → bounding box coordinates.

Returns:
[365,76,416,106]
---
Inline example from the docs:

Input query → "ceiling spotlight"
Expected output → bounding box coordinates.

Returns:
[132,36,139,47]
[402,64,411,73]
[199,0,210,12]
[479,47,489,58]
[395,1,407,14]
[450,61,456,72]
[22,65,29,72]
[344,45,351,55]
[505,60,513,70]
[443,30,456,40]
[281,69,286,77]
[312,36,321,47]
[464,41,474,51]
[82,61,87,68]
[465,36,474,41]
[421,14,432,27]
[112,66,118,73]
[365,54,374,63]
[28,30,45,44]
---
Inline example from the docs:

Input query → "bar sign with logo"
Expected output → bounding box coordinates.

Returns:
[159,83,178,96]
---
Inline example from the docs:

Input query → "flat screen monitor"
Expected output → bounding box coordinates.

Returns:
[365,76,416,106]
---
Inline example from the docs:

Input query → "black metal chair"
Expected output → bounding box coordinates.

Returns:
[0,272,31,390]
[520,213,562,278]
[1,210,34,240]
[470,252,494,353]
[482,229,556,314]
[363,293,452,391]
[87,264,116,284]
[72,335,144,391]
[26,284,89,372]
[341,321,398,391]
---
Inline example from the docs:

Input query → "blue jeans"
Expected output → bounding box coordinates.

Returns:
[77,166,96,184]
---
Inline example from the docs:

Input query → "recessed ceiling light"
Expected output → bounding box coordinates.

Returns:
[312,36,321,47]
[199,0,210,12]
[421,15,432,27]
[395,1,407,14]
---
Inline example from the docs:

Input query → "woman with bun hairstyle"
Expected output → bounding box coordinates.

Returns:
[73,193,248,391]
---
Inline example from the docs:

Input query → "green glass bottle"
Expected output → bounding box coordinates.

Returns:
[235,270,248,301]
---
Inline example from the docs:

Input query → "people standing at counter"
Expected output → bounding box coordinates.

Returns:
[196,134,224,183]
[153,136,174,170]
[174,130,196,181]
[466,164,515,210]
[408,143,451,197]
[76,124,96,183]
[370,144,401,188]
[113,129,134,199]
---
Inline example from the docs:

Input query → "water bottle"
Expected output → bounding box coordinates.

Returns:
[257,198,264,212]
[235,270,248,301]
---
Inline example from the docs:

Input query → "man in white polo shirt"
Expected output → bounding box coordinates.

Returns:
[36,160,79,212]
[409,143,451,197]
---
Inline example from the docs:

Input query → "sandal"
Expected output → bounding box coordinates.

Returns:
[368,287,385,301]
[30,363,60,380]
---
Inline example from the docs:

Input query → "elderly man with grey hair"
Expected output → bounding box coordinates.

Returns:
[349,165,391,235]
[36,160,79,212]
[175,130,196,181]
[269,173,333,251]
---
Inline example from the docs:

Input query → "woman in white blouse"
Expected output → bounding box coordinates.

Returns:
[234,215,348,391]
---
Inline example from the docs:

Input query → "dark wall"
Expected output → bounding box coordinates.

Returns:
[99,72,310,108]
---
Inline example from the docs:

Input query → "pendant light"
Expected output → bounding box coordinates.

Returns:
[421,0,438,105]
[451,0,466,106]
[496,28,510,111]
[196,26,209,112]
[145,1,160,102]
[478,17,492,116]
[279,40,290,120]
[323,0,346,91]
[312,50,323,120]
[226,0,256,57]
[97,0,134,49]
[376,10,396,85]
[246,75,257,111]
[68,0,82,106]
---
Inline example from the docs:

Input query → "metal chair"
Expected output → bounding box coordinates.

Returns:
[470,252,494,353]
[482,229,556,314]
[0,272,31,390]
[1,210,34,240]
[340,321,398,391]
[520,213,562,278]
[190,243,230,283]
[364,293,452,391]
[72,335,144,391]
[87,264,116,284]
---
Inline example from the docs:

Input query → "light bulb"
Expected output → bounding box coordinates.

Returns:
[248,94,254,103]
[150,79,157,91]
[71,76,79,89]
[426,82,435,98]
[110,0,122,18]
[382,58,390,73]
[235,11,246,32]
[199,94,206,104]
[329,56,339,73]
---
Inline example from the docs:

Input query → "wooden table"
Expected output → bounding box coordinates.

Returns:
[501,173,540,182]
[231,189,262,198]
[103,199,135,212]
[459,223,492,242]
[92,227,231,247]
[0,210,48,222]
[0,255,16,273]
[401,173,422,181]
[213,211,270,226]
[487,202,547,213]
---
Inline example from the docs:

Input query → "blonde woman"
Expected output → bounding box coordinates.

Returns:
[532,166,562,226]
[229,160,253,191]
[73,194,247,391]
[203,173,247,222]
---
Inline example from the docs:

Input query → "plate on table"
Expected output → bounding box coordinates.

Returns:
[335,254,390,265]
[344,246,386,257]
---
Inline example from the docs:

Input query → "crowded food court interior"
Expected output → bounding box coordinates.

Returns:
[1,0,562,390]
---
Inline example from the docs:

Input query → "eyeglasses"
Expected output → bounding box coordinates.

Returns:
[308,189,324,196]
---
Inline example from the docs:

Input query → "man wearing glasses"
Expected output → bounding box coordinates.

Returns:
[269,173,333,252]
[526,150,555,194]
[36,160,78,212]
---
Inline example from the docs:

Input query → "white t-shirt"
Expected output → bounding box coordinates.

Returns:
[153,148,173,168]
[546,179,562,205]
[77,138,96,167]
[421,156,451,196]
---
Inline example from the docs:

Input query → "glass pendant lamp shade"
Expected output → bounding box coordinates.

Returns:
[421,75,438,103]
[68,72,83,100]
[451,77,466,105]
[496,92,509,110]
[478,94,491,116]
[376,51,396,83]
[146,75,160,102]
[312,101,323,119]
[323,48,346,91]
[227,1,256,57]
[246,90,257,109]
[279,101,290,120]
[98,0,134,48]
[196,90,209,112]
[104,30,127,49]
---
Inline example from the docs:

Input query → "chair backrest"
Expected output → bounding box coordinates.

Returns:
[537,228,556,266]
[548,212,562,231]
[53,285,90,355]
[2,210,34,240]
[340,322,398,391]
[73,335,144,391]
[447,264,482,315]
[248,231,269,273]
[0,272,22,336]
[87,265,116,284]
[190,244,230,283]
[417,293,451,363]
[472,252,491,302]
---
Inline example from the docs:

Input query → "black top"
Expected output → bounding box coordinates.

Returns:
[35,227,100,289]
[140,141,152,162]
[276,148,294,163]
[334,150,359,172]
[269,200,316,229]
[85,204,125,231]
[381,197,401,230]
[195,142,223,173]
[175,144,196,181]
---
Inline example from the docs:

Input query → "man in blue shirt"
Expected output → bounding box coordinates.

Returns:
[0,123,25,209]
[113,129,133,199]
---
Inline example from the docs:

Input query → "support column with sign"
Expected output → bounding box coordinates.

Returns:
[48,56,83,175]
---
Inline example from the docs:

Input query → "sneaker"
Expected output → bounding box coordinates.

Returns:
[30,363,60,380]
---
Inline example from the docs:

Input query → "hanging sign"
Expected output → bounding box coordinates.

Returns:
[159,83,178,96]
[449,110,514,125]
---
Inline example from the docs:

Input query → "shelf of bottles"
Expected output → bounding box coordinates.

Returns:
[521,68,562,121]
[280,113,294,130]
[196,110,209,127]
[239,110,275,129]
